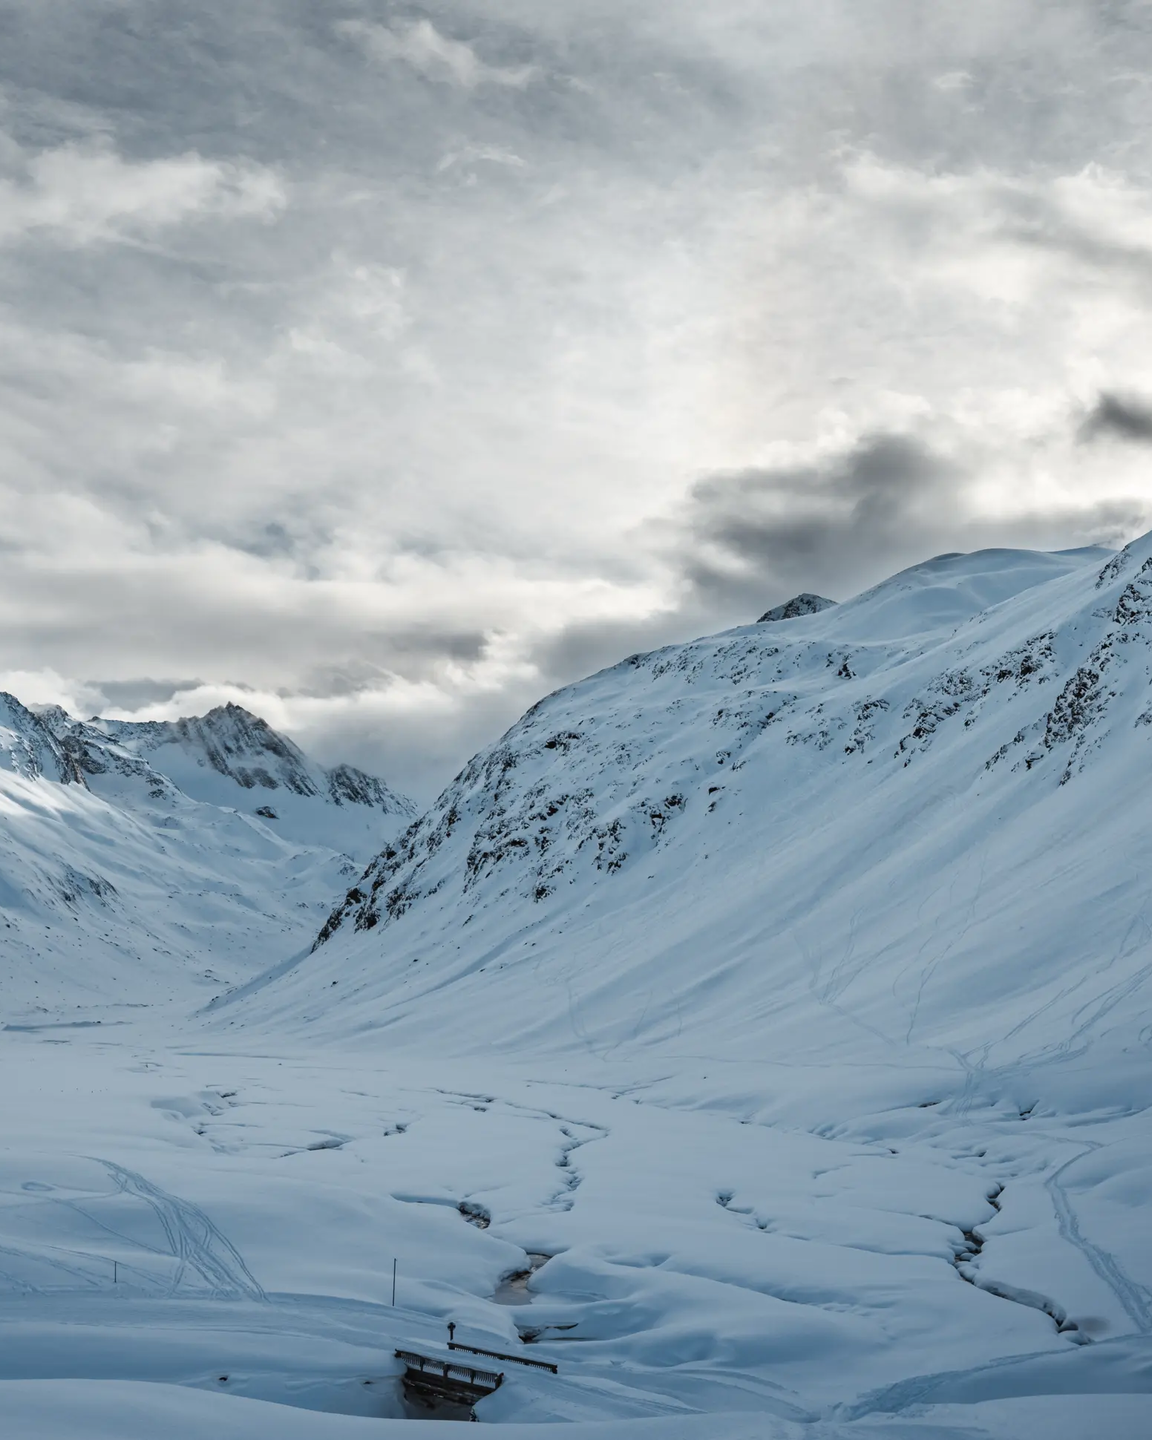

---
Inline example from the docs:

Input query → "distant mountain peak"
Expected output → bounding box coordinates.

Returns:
[0,693,84,785]
[162,706,317,793]
[757,593,836,623]
[32,699,416,855]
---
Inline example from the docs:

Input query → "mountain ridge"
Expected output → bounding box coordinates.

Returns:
[211,538,1152,1124]
[0,699,414,1023]
[313,542,1120,952]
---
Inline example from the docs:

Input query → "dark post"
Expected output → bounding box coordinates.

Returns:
[392,1258,397,1306]
[447,1321,456,1345]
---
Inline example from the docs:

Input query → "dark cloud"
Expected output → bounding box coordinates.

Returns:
[527,612,705,699]
[666,433,1144,626]
[1080,392,1152,445]
[675,434,960,609]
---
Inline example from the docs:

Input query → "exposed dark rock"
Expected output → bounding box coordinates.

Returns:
[758,594,836,624]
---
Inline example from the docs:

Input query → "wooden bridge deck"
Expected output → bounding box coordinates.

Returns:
[395,1346,504,1415]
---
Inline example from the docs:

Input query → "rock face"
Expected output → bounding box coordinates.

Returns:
[0,693,84,785]
[757,592,837,623]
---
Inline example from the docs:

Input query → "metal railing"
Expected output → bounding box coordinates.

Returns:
[448,1340,558,1375]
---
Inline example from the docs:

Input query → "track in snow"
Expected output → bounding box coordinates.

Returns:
[1046,1150,1152,1335]
[97,1161,266,1301]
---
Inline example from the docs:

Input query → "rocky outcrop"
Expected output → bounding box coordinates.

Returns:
[1,693,85,784]
[757,593,836,623]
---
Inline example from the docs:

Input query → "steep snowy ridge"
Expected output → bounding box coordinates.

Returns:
[84,703,403,808]
[311,544,1116,948]
[0,693,83,785]
[227,540,1152,1099]
[0,704,414,1022]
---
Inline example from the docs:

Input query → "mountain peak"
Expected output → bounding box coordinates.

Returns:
[32,698,414,858]
[0,693,84,785]
[757,593,836,623]
[204,701,275,729]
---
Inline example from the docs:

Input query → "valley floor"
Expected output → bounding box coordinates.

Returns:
[3,1018,1150,1437]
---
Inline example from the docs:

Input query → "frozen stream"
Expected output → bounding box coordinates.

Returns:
[2,1025,1151,1436]
[493,1254,552,1306]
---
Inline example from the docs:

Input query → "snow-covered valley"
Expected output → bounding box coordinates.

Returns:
[4,542,1152,1437]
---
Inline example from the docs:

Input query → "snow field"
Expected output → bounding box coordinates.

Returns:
[2,1035,1151,1433]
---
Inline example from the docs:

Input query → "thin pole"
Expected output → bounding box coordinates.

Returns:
[113,1260,118,1285]
[392,1258,397,1306]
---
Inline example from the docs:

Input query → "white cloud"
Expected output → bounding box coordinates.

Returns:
[436,144,527,174]
[932,70,973,92]
[0,668,101,715]
[337,18,537,90]
[824,157,1152,330]
[0,139,284,247]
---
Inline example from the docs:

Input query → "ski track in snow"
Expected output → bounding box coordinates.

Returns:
[97,1161,267,1301]
[1046,1150,1152,1335]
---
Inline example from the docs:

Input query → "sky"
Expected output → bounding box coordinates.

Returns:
[3,1,1152,797]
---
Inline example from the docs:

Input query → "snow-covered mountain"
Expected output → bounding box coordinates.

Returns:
[0,700,413,1022]
[238,538,1152,1109]
[38,701,415,858]
[0,693,84,786]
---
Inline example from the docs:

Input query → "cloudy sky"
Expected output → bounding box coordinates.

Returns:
[3,1,1152,796]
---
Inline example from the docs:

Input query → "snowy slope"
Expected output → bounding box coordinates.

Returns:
[257,539,1151,1096]
[0,700,414,1023]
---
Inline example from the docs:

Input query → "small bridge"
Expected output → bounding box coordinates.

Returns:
[395,1346,504,1417]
